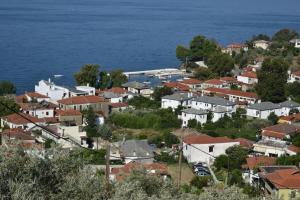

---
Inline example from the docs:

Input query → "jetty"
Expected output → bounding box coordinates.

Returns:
[124,68,185,78]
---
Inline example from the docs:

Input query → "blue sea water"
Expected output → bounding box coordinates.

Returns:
[0,0,300,93]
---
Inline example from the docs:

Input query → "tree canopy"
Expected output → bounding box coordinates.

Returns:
[110,69,128,87]
[152,86,173,102]
[74,64,99,87]
[256,58,289,103]
[0,81,16,96]
[272,28,299,43]
[0,96,20,117]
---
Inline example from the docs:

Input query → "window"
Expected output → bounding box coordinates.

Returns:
[74,106,76,110]
[46,112,49,116]
[209,145,214,153]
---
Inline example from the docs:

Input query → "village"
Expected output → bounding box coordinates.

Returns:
[1,29,300,199]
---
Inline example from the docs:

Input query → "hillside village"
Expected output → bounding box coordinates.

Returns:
[1,28,300,199]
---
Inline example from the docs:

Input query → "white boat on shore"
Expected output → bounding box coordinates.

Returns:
[54,74,63,78]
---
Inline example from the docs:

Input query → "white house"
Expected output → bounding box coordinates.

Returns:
[279,100,300,116]
[99,91,123,103]
[253,40,269,50]
[183,134,239,164]
[19,102,57,118]
[290,39,300,48]
[179,78,202,91]
[1,113,44,130]
[122,81,153,97]
[161,93,193,110]
[201,79,229,89]
[75,85,96,96]
[246,102,282,119]
[288,70,300,83]
[237,71,258,85]
[180,108,208,127]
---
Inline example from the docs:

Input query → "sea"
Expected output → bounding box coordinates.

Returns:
[1,0,300,93]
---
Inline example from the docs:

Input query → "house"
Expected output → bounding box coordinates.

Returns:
[99,91,123,103]
[290,38,300,48]
[253,140,287,157]
[161,93,193,110]
[286,145,300,155]
[0,128,36,146]
[202,87,259,105]
[242,156,276,185]
[233,138,254,149]
[219,76,238,86]
[122,81,153,97]
[191,96,235,122]
[259,166,300,200]
[253,40,269,50]
[246,102,282,119]
[119,140,155,164]
[288,70,300,83]
[1,113,43,129]
[180,108,208,127]
[57,96,109,117]
[237,71,258,85]
[179,78,202,91]
[110,162,169,182]
[222,43,248,56]
[279,113,300,124]
[19,101,57,118]
[75,85,96,96]
[16,92,50,103]
[163,82,190,92]
[110,102,129,112]
[201,79,229,89]
[55,109,83,126]
[183,134,239,164]
[261,123,300,142]
[279,100,300,116]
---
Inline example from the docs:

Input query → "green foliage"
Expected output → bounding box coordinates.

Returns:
[44,138,55,148]
[267,112,279,125]
[110,109,181,130]
[0,96,20,117]
[229,169,243,186]
[187,119,202,130]
[74,64,99,87]
[256,57,289,103]
[110,69,128,87]
[81,149,106,165]
[98,70,110,89]
[286,82,300,103]
[97,124,112,141]
[0,81,16,95]
[292,134,300,147]
[276,154,300,165]
[84,107,98,147]
[206,52,234,76]
[154,152,177,164]
[190,176,211,189]
[176,45,190,62]
[128,96,160,109]
[225,145,248,170]
[214,154,229,171]
[193,68,216,81]
[272,28,299,43]
[152,86,173,102]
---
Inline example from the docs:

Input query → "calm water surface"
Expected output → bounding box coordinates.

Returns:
[0,0,300,93]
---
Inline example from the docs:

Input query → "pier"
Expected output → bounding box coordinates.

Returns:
[124,68,185,78]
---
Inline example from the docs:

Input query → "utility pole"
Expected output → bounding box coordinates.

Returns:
[177,136,183,189]
[105,142,110,198]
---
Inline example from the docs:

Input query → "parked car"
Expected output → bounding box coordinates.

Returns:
[196,170,210,176]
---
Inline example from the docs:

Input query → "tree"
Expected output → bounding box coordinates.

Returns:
[176,45,190,62]
[214,154,229,171]
[0,96,20,117]
[97,124,112,141]
[0,81,16,96]
[272,28,299,43]
[189,35,219,62]
[286,82,300,102]
[225,145,248,170]
[190,176,211,189]
[206,52,234,76]
[84,106,98,148]
[74,64,99,87]
[256,58,289,103]
[98,70,111,89]
[276,154,300,165]
[267,112,279,125]
[152,86,173,102]
[110,69,128,87]
[193,68,215,81]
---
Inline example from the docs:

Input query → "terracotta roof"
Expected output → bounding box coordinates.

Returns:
[234,138,254,149]
[1,128,35,141]
[262,131,286,139]
[110,102,129,108]
[239,71,257,79]
[203,87,258,99]
[227,43,245,49]
[2,113,41,124]
[246,156,276,170]
[183,134,237,144]
[279,113,300,122]
[292,70,300,77]
[104,87,127,94]
[262,124,299,135]
[204,79,225,85]
[18,102,57,110]
[287,145,300,153]
[25,92,49,98]
[265,169,300,189]
[180,78,202,85]
[219,76,237,83]
[57,95,106,105]
[56,109,82,116]
[163,82,190,91]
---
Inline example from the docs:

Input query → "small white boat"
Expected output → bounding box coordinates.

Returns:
[54,74,63,78]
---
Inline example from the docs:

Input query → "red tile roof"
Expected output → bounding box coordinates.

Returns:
[25,92,49,98]
[183,134,237,144]
[180,78,202,85]
[279,113,300,122]
[204,79,225,85]
[1,128,35,141]
[262,131,286,139]
[2,113,41,124]
[287,145,300,153]
[239,71,257,79]
[203,87,258,99]
[104,87,127,94]
[262,124,299,135]
[292,70,300,77]
[234,138,254,149]
[110,102,129,108]
[55,109,82,116]
[227,43,245,49]
[163,82,190,91]
[219,76,237,83]
[246,156,276,170]
[57,95,106,105]
[265,169,300,189]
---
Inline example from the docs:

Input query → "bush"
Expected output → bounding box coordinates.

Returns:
[190,176,211,189]
[154,152,177,164]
